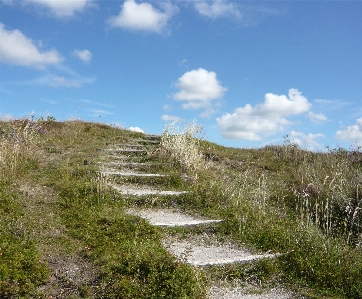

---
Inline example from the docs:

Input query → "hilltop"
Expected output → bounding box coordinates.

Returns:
[0,119,361,298]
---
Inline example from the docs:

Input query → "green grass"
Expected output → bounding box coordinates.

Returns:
[1,118,361,298]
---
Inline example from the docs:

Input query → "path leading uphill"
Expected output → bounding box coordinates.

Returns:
[98,135,298,299]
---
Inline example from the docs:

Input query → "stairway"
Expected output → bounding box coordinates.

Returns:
[98,135,295,299]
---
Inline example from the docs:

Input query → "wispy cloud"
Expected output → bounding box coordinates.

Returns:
[81,99,115,108]
[308,111,328,124]
[193,0,241,19]
[108,0,178,33]
[26,74,96,87]
[0,22,62,69]
[190,0,282,25]
[217,89,312,141]
[73,49,92,63]
[0,113,16,121]
[88,109,114,118]
[161,114,183,122]
[24,0,93,18]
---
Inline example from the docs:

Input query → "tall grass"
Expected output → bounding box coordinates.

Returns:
[160,120,207,176]
[0,119,43,179]
[281,145,362,247]
[0,119,48,296]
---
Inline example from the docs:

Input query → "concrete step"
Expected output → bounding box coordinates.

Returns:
[126,208,223,227]
[113,143,146,149]
[135,139,160,144]
[111,185,187,197]
[99,171,167,177]
[208,287,293,299]
[163,239,282,266]
[106,149,147,155]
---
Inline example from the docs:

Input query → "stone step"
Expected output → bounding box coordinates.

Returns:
[100,162,159,167]
[106,149,147,155]
[111,185,187,197]
[135,139,160,144]
[208,287,293,299]
[144,134,161,140]
[126,208,223,227]
[113,144,146,149]
[164,240,282,266]
[99,171,167,177]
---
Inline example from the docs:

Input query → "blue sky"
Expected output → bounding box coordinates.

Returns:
[1,0,362,151]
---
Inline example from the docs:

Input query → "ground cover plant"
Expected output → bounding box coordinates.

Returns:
[0,118,361,298]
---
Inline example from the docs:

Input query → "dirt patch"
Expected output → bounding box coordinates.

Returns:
[37,255,99,299]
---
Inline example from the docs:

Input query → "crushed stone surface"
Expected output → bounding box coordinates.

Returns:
[163,239,281,266]
[126,208,223,226]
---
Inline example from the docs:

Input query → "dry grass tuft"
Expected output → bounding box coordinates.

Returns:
[160,120,207,176]
[0,119,43,179]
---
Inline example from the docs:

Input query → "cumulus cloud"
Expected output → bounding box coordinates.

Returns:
[335,118,362,147]
[217,89,312,141]
[289,130,325,151]
[73,49,92,63]
[308,111,327,124]
[25,0,92,17]
[161,114,183,122]
[173,68,227,110]
[193,0,241,19]
[0,23,62,68]
[108,0,177,33]
[128,126,144,133]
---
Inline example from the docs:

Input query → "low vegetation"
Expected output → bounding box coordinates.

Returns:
[0,118,361,298]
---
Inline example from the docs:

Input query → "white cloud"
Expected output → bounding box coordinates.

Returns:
[73,49,92,63]
[26,74,96,87]
[0,23,63,68]
[163,104,173,111]
[0,113,15,121]
[89,109,114,116]
[108,0,177,33]
[193,0,241,19]
[49,76,81,87]
[289,130,325,151]
[1,0,14,6]
[308,111,327,124]
[217,89,312,141]
[335,118,362,147]
[173,68,227,109]
[128,126,144,133]
[25,0,92,17]
[161,114,183,122]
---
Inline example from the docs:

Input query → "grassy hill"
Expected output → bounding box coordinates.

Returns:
[0,119,361,298]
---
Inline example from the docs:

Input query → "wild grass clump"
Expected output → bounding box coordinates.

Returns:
[0,119,43,179]
[279,146,362,247]
[160,120,206,176]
